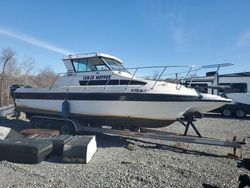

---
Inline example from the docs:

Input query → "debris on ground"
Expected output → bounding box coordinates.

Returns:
[126,143,135,151]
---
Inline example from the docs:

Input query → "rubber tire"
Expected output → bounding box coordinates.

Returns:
[235,109,246,118]
[221,108,232,117]
[60,124,75,135]
[30,118,50,129]
[30,119,43,128]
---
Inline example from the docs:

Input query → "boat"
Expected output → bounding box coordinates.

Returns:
[11,53,231,129]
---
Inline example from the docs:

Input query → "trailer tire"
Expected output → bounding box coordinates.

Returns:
[221,108,232,117]
[60,123,75,135]
[235,109,246,118]
[30,119,43,128]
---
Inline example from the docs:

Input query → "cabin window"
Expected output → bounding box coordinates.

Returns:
[220,83,247,93]
[73,59,88,72]
[72,57,109,72]
[102,58,129,73]
[95,64,109,71]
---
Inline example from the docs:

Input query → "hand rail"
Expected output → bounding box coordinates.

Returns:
[126,65,191,70]
[176,66,193,90]
[48,63,232,91]
[49,73,66,90]
[188,67,202,87]
[151,66,167,89]
[104,73,112,90]
[85,71,95,90]
[126,68,138,90]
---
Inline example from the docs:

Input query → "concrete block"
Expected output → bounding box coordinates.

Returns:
[63,135,97,164]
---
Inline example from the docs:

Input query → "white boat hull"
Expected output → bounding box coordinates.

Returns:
[15,97,229,128]
[16,99,190,119]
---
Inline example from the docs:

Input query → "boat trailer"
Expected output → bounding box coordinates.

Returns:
[30,115,248,158]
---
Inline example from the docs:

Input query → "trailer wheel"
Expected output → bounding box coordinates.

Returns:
[235,109,246,118]
[221,108,232,117]
[30,118,43,128]
[60,123,75,135]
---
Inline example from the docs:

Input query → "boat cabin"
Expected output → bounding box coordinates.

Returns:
[50,53,147,88]
[63,53,128,74]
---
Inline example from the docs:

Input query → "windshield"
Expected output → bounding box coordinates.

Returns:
[72,57,109,72]
[102,58,130,73]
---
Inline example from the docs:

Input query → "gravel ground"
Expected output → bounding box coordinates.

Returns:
[0,115,250,188]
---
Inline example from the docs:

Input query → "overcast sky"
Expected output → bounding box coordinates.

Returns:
[0,0,250,74]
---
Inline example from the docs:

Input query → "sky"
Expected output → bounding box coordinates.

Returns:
[0,0,250,74]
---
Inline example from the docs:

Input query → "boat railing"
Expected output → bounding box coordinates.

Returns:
[49,73,64,90]
[49,63,233,90]
[49,72,76,90]
[49,66,193,91]
[126,65,194,90]
[184,63,234,86]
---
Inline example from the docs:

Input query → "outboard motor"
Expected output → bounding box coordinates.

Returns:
[10,84,24,101]
[10,84,24,118]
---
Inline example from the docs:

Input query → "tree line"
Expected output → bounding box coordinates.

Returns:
[0,48,57,106]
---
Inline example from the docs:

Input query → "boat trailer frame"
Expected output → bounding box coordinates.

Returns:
[30,115,247,157]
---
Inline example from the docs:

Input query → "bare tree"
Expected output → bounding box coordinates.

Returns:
[0,48,15,106]
[21,56,36,85]
[5,55,21,105]
[0,47,58,106]
[34,66,57,87]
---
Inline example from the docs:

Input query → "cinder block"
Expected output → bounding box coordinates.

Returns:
[63,135,97,164]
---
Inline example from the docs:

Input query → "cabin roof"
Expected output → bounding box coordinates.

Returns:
[63,53,123,64]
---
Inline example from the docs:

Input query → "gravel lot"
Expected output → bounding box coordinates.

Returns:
[0,115,250,188]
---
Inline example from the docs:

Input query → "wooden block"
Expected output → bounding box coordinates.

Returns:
[20,129,60,137]
[0,137,53,164]
[63,135,97,164]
